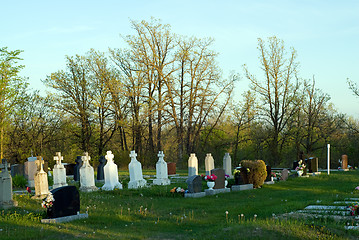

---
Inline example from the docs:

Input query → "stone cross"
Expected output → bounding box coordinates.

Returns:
[158,151,165,162]
[130,150,137,161]
[105,151,114,163]
[35,156,45,172]
[82,152,91,166]
[0,159,10,173]
[54,152,63,165]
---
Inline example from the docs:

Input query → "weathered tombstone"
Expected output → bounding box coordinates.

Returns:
[41,185,88,223]
[25,157,38,187]
[186,175,202,193]
[46,186,80,219]
[33,157,50,199]
[128,150,147,189]
[281,169,290,181]
[0,159,17,209]
[310,157,319,172]
[153,151,170,186]
[205,153,215,175]
[167,162,176,175]
[341,155,348,169]
[10,164,24,177]
[97,156,106,181]
[223,153,232,178]
[102,151,122,191]
[73,156,82,181]
[79,152,98,192]
[188,153,198,177]
[265,165,272,182]
[53,152,68,189]
[211,168,225,189]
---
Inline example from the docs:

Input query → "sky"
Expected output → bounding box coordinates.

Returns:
[2,0,359,118]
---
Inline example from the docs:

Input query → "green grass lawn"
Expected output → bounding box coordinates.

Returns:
[2,171,359,239]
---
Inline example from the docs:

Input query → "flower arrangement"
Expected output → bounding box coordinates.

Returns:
[348,203,359,216]
[203,174,217,182]
[225,174,230,180]
[295,160,306,171]
[170,187,188,194]
[41,192,55,209]
[271,172,276,178]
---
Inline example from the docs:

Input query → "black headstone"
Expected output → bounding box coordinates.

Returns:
[234,167,245,185]
[46,186,80,219]
[73,156,82,181]
[265,165,271,182]
[211,168,225,189]
[305,159,312,173]
[311,157,318,172]
[186,175,202,193]
[97,156,106,181]
[64,163,76,176]
[11,164,25,177]
[293,161,299,170]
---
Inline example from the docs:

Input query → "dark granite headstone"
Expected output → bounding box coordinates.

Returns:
[293,161,299,170]
[310,157,318,172]
[281,169,289,181]
[97,156,106,181]
[11,164,24,177]
[64,163,76,175]
[73,156,82,181]
[305,159,312,173]
[46,186,80,219]
[265,165,271,181]
[186,175,202,193]
[211,168,225,189]
[167,162,176,175]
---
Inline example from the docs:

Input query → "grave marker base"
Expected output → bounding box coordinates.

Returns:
[0,200,18,209]
[205,188,230,196]
[231,184,253,191]
[263,181,275,185]
[41,212,88,224]
[79,186,98,192]
[184,192,206,198]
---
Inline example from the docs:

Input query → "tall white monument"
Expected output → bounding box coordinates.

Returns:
[0,159,17,209]
[53,152,68,189]
[205,153,215,175]
[102,151,123,191]
[223,153,232,178]
[128,150,147,189]
[188,153,198,177]
[79,152,98,192]
[33,157,50,199]
[153,151,170,186]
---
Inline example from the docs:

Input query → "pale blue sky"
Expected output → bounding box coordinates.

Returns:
[2,0,359,118]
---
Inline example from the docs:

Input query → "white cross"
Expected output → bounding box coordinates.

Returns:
[129,150,137,160]
[35,156,45,172]
[54,152,63,165]
[105,151,114,162]
[0,159,10,173]
[82,152,91,165]
[158,151,165,160]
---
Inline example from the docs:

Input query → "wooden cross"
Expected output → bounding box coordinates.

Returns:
[105,151,114,162]
[54,152,63,165]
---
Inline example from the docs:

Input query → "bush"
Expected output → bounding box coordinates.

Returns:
[12,175,27,188]
[240,160,267,188]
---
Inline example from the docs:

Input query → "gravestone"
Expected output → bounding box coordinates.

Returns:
[205,153,215,175]
[102,151,122,191]
[223,153,232,178]
[33,157,50,199]
[265,165,272,182]
[281,169,290,181]
[167,162,176,175]
[234,167,245,185]
[310,157,319,172]
[46,186,80,219]
[10,164,24,177]
[293,161,299,170]
[341,155,348,169]
[97,156,106,181]
[73,156,82,181]
[79,152,98,192]
[211,168,225,189]
[53,152,68,189]
[128,150,147,189]
[0,159,17,209]
[186,175,202,193]
[305,158,312,173]
[153,151,170,186]
[64,163,76,176]
[188,153,198,177]
[25,157,38,187]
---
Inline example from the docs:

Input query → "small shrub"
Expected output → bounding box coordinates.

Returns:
[240,160,267,188]
[12,175,27,188]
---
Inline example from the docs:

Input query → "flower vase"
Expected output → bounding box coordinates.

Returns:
[271,177,274,181]
[225,180,228,188]
[297,170,303,176]
[207,181,215,190]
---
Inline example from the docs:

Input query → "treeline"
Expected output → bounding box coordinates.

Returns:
[1,19,359,169]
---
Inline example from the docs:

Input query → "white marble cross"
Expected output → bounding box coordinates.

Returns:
[158,151,165,161]
[82,152,91,166]
[105,151,114,163]
[129,150,137,160]
[54,152,63,165]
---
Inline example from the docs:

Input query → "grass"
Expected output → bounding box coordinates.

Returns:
[2,171,359,239]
